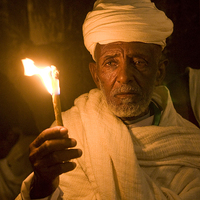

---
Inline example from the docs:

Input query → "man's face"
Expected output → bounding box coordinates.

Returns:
[90,42,164,120]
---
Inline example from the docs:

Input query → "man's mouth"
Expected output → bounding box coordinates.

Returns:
[114,91,139,99]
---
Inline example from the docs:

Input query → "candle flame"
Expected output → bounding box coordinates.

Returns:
[22,58,60,95]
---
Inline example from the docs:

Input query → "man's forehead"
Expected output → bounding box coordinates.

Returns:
[95,41,158,59]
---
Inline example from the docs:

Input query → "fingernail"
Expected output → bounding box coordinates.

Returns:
[60,128,68,137]
[71,138,77,146]
[78,149,83,156]
[72,162,77,168]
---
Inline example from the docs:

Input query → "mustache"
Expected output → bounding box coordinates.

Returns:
[111,84,141,96]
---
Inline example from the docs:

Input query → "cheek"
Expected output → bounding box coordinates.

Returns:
[98,70,117,92]
[142,76,157,96]
[140,69,158,85]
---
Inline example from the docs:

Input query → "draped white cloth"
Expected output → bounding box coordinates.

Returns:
[188,67,200,126]
[83,0,173,60]
[17,86,200,200]
[0,134,35,200]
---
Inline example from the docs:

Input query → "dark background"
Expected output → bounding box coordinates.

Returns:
[0,0,199,132]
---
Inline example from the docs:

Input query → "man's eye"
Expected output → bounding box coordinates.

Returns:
[105,60,118,67]
[133,58,147,68]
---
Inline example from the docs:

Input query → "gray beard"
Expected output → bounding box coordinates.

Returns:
[99,82,154,118]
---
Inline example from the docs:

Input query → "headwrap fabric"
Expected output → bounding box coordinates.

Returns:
[83,0,173,60]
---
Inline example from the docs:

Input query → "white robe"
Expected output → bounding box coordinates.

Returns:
[188,67,200,126]
[17,86,200,200]
[0,134,35,200]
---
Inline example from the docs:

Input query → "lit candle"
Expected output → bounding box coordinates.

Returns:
[22,58,63,126]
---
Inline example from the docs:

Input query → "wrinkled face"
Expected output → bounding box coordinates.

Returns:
[90,42,164,120]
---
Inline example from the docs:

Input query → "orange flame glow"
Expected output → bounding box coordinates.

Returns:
[22,58,60,95]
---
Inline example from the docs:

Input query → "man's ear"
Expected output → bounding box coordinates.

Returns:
[155,59,168,86]
[89,62,100,89]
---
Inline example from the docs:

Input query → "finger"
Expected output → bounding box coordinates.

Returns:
[29,137,77,161]
[31,127,69,149]
[35,161,77,181]
[39,149,82,167]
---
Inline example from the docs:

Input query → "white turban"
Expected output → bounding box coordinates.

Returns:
[82,0,173,60]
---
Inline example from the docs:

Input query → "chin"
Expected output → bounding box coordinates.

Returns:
[108,102,149,118]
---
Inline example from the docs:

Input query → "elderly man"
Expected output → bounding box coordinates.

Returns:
[17,0,200,199]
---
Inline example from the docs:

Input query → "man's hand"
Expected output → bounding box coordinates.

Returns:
[29,126,82,199]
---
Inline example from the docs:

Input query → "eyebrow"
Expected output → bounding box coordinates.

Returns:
[99,52,121,65]
[103,53,121,59]
[99,48,151,64]
[131,53,149,60]
[126,51,152,61]
[102,53,149,61]
[100,49,123,58]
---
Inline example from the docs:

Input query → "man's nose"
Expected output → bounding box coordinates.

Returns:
[117,61,133,84]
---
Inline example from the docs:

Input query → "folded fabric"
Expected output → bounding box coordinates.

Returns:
[18,86,200,199]
[188,67,200,126]
[83,0,173,60]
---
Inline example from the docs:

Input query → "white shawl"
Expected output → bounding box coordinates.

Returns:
[18,86,200,200]
[188,67,200,126]
[59,86,200,199]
